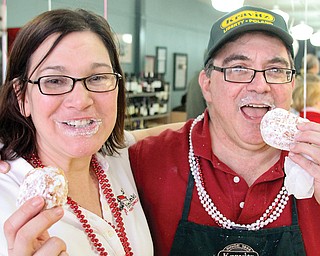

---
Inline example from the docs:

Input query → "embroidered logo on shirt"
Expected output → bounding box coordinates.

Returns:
[218,243,259,256]
[116,188,139,215]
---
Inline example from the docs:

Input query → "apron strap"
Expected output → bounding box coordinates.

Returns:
[181,171,195,220]
[291,196,299,225]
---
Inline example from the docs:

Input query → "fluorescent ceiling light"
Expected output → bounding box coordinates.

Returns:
[271,5,289,25]
[290,22,314,40]
[122,34,132,44]
[211,0,244,12]
[310,31,320,46]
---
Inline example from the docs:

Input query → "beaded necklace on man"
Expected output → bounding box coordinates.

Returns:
[188,113,290,231]
[26,153,133,256]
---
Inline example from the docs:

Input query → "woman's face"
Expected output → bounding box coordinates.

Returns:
[22,31,118,160]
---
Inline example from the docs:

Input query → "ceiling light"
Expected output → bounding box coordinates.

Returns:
[211,0,244,12]
[271,5,289,25]
[122,34,132,44]
[310,31,320,46]
[290,22,314,41]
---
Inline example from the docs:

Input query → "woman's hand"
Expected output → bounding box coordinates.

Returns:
[0,160,10,173]
[4,196,68,255]
[289,121,320,204]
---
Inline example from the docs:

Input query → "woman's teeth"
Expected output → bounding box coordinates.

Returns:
[64,119,94,128]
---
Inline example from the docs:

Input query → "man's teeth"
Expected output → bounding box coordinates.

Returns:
[245,104,269,108]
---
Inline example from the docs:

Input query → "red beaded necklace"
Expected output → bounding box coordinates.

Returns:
[26,153,133,256]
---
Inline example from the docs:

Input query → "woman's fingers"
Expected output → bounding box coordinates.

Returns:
[0,160,10,173]
[4,196,65,255]
[4,196,45,250]
[33,236,67,256]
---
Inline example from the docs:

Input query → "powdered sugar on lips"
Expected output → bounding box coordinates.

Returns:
[56,118,102,137]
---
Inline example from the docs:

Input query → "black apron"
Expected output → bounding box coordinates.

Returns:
[169,172,307,256]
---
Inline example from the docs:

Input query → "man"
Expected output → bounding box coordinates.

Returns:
[129,6,320,256]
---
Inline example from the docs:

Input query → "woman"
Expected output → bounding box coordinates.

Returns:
[292,74,320,123]
[0,9,153,255]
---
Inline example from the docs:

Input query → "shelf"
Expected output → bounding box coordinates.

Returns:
[125,113,169,122]
[125,84,170,130]
[126,91,168,98]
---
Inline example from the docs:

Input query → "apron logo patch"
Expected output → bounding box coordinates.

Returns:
[218,243,259,256]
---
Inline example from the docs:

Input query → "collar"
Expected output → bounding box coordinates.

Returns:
[191,110,212,161]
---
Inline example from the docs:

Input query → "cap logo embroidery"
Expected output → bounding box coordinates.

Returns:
[221,10,275,33]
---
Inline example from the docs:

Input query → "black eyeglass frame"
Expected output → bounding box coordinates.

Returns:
[26,72,122,96]
[209,65,296,84]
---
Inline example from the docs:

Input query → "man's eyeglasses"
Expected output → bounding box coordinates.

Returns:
[209,65,295,84]
[27,72,122,95]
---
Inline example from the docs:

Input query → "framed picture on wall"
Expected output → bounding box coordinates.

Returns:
[173,53,188,90]
[116,34,132,64]
[156,46,167,74]
[144,55,155,75]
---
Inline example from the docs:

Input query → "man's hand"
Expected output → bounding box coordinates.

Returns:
[289,121,320,204]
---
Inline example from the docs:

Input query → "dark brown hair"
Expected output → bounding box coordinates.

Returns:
[0,9,126,160]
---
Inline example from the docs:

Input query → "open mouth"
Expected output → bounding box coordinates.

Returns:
[57,119,102,137]
[240,104,274,120]
[62,119,99,128]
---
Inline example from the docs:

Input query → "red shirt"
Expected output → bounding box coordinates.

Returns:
[299,109,320,123]
[129,112,320,256]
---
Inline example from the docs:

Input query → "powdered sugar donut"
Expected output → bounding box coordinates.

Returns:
[260,108,309,151]
[17,166,68,209]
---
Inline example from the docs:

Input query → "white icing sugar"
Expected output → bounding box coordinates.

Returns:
[260,108,309,150]
[17,166,68,209]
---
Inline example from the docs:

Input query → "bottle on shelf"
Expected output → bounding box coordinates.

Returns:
[125,72,170,130]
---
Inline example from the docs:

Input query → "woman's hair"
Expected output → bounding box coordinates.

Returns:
[292,74,320,112]
[0,9,126,160]
[300,54,320,75]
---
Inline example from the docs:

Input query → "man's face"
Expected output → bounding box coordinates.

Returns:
[199,32,295,149]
